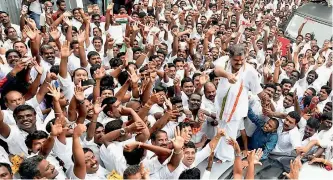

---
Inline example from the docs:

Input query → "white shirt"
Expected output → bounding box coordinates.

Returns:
[158,145,211,179]
[100,137,136,175]
[317,98,330,113]
[67,164,109,179]
[272,126,301,155]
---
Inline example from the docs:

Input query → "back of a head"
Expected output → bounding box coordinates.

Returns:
[123,148,144,165]
[19,155,44,179]
[123,165,140,179]
[179,167,201,179]
[288,111,301,123]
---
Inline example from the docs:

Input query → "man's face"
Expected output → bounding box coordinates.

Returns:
[92,16,101,26]
[42,48,56,65]
[93,28,101,37]
[231,55,244,71]
[5,91,25,110]
[263,119,278,132]
[283,95,294,108]
[6,52,20,67]
[59,2,66,11]
[303,125,316,139]
[152,132,169,148]
[101,89,114,99]
[285,63,294,73]
[296,36,303,44]
[188,94,201,110]
[306,73,316,84]
[282,83,291,95]
[37,159,59,179]
[93,39,102,51]
[14,42,27,56]
[204,84,216,101]
[84,151,99,174]
[85,100,94,118]
[283,116,297,131]
[182,82,194,96]
[167,67,176,79]
[305,33,311,42]
[323,104,332,113]
[94,126,105,145]
[175,61,184,70]
[0,13,9,24]
[183,148,195,167]
[89,55,102,66]
[264,87,275,99]
[6,28,17,40]
[0,166,12,179]
[321,119,332,130]
[304,89,314,97]
[31,138,47,154]
[15,110,37,131]
[274,86,282,99]
[319,89,328,101]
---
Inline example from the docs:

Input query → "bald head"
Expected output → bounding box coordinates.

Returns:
[204,82,216,101]
[4,91,25,110]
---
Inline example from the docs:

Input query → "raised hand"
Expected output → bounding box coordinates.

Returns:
[93,67,106,80]
[74,83,85,102]
[50,122,64,137]
[25,17,37,30]
[164,97,172,111]
[283,156,302,179]
[61,40,73,58]
[33,58,43,75]
[172,126,185,151]
[23,25,37,40]
[227,138,241,154]
[128,71,140,84]
[73,123,87,137]
[93,97,107,114]
[199,72,209,85]
[47,83,61,101]
[227,72,238,84]
[46,72,58,82]
[248,148,263,166]
[123,142,139,152]
[74,29,85,43]
[49,27,61,40]
[63,16,72,27]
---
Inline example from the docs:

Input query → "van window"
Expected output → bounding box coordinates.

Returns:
[285,14,332,47]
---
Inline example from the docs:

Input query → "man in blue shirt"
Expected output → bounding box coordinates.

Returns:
[248,108,279,160]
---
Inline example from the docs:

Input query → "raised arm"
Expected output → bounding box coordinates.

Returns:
[77,30,89,68]
[74,84,87,124]
[0,110,10,138]
[72,124,87,179]
[39,120,64,157]
[87,97,105,141]
[24,60,43,101]
[228,138,242,179]
[298,20,307,36]
[59,40,73,78]
[167,127,185,172]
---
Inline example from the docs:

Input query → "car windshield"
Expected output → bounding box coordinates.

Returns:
[285,14,332,47]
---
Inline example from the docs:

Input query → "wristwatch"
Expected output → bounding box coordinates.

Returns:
[120,128,126,135]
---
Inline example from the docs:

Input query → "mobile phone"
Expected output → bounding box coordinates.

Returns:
[81,79,95,86]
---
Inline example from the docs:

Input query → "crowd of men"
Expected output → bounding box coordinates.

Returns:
[0,0,332,179]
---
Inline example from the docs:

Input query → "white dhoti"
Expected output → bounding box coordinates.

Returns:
[215,120,242,161]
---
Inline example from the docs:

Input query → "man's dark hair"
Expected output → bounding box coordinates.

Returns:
[101,97,118,116]
[25,130,48,149]
[184,141,196,150]
[123,165,140,179]
[123,148,144,165]
[50,65,60,74]
[56,0,65,6]
[281,79,293,86]
[181,77,193,87]
[264,83,277,92]
[179,167,201,179]
[321,85,332,95]
[117,71,129,86]
[192,73,201,81]
[4,27,15,36]
[87,51,100,60]
[101,75,115,87]
[86,122,104,131]
[150,130,167,141]
[5,49,21,59]
[307,87,316,96]
[173,58,185,65]
[104,119,123,134]
[306,117,320,130]
[288,111,301,123]
[19,155,44,179]
[170,96,182,104]
[110,57,123,68]
[303,95,313,108]
[13,105,36,120]
[178,122,191,132]
[229,44,244,57]
[320,112,332,122]
[154,85,167,93]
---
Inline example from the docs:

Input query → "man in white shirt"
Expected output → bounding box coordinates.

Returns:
[317,85,331,112]
[19,155,60,179]
[0,12,21,39]
[255,111,302,179]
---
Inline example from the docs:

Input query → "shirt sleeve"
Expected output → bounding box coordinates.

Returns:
[57,73,75,101]
[247,107,265,127]
[248,66,263,95]
[261,134,278,160]
[290,129,302,150]
[194,145,211,166]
